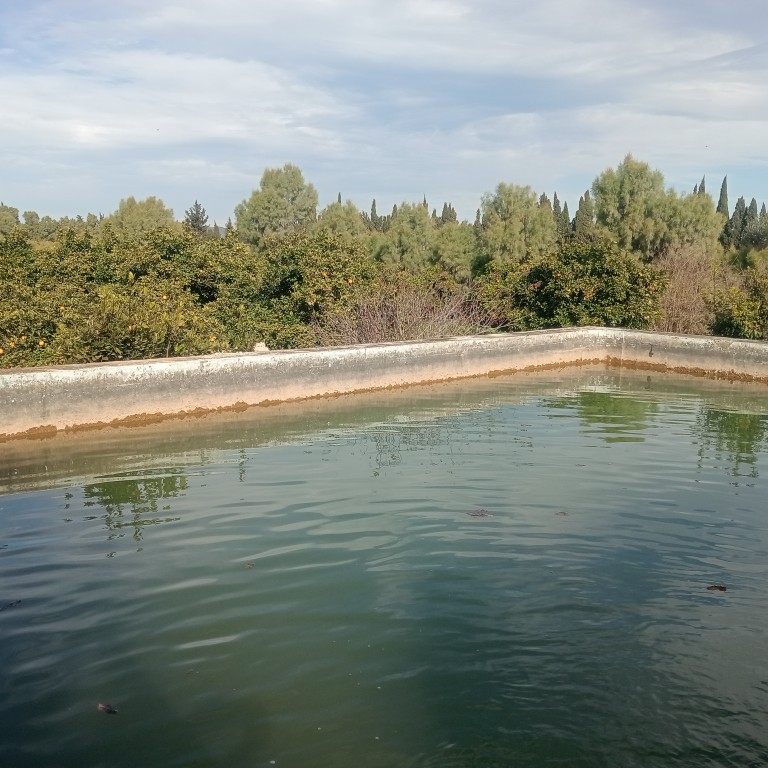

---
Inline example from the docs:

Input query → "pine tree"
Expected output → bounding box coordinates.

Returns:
[184,200,208,234]
[212,221,221,238]
[538,193,552,213]
[716,176,729,217]
[225,217,234,233]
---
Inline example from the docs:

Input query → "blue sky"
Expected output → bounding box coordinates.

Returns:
[1,0,767,226]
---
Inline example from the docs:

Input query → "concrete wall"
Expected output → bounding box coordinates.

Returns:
[3,327,768,440]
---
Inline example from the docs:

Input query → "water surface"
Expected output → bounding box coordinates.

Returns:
[1,369,768,767]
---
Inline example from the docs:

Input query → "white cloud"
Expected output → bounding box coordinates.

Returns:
[0,0,766,221]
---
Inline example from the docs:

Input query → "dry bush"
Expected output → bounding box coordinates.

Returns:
[314,272,494,346]
[654,245,720,335]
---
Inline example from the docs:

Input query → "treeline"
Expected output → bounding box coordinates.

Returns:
[2,155,768,368]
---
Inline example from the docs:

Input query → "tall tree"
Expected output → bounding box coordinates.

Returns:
[698,176,706,196]
[105,196,176,233]
[573,191,595,236]
[184,200,209,234]
[592,155,667,258]
[234,163,318,250]
[373,201,436,269]
[0,203,20,235]
[313,199,369,241]
[722,196,747,249]
[477,183,557,268]
[716,176,729,218]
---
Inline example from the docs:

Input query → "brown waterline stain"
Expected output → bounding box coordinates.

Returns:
[603,356,768,384]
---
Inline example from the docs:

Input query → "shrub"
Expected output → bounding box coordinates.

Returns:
[315,267,493,345]
[479,236,667,330]
[707,270,768,339]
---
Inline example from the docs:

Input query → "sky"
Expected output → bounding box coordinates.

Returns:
[1,0,767,226]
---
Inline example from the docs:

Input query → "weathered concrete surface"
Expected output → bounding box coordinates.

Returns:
[2,327,768,440]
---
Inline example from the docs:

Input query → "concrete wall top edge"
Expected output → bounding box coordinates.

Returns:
[0,328,605,385]
[3,327,768,388]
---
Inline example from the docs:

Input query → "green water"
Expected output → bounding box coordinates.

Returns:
[1,370,768,767]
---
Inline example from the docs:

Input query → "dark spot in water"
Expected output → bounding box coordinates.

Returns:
[245,563,254,569]
[555,511,569,516]
[0,600,21,612]
[706,584,727,592]
[467,509,494,518]
[98,703,118,714]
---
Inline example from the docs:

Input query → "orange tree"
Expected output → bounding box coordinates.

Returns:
[256,229,375,348]
[479,235,667,330]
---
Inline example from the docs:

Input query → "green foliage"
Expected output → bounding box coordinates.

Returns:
[708,270,768,339]
[372,202,437,269]
[477,183,557,269]
[254,229,374,347]
[52,281,223,363]
[479,236,667,331]
[717,176,729,217]
[234,164,318,250]
[104,196,176,234]
[592,155,668,258]
[0,203,20,235]
[184,200,209,234]
[432,221,478,282]
[0,224,266,365]
[313,199,370,241]
[592,155,723,261]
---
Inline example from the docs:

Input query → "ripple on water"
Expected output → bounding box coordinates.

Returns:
[2,374,768,767]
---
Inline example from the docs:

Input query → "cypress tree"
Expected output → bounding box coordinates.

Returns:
[716,176,729,217]
[474,208,482,230]
[698,176,706,195]
[370,199,380,231]
[337,192,342,204]
[552,192,562,219]
[561,201,571,233]
[747,197,759,225]
[723,196,746,248]
[574,191,595,235]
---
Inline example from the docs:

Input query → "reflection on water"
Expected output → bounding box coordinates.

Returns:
[1,368,768,767]
[83,471,186,542]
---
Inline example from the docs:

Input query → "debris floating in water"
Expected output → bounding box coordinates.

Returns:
[97,703,118,714]
[0,599,21,612]
[706,584,727,592]
[245,563,254,569]
[466,509,494,518]
[555,511,569,516]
